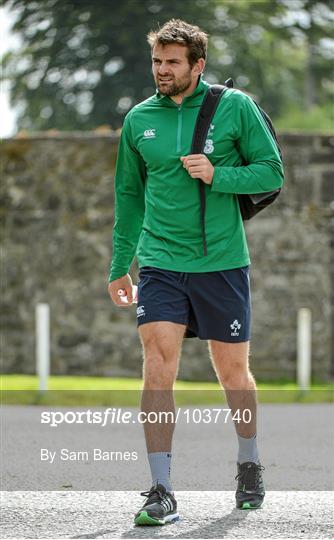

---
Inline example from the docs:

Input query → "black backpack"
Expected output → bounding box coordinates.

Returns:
[191,78,282,255]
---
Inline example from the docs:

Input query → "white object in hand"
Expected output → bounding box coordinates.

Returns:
[117,285,138,304]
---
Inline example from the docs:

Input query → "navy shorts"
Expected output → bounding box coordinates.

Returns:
[136,266,251,342]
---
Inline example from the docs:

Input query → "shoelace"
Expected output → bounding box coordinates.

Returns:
[235,463,265,491]
[140,487,164,503]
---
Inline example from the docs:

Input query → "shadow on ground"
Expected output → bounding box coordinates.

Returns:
[71,507,251,539]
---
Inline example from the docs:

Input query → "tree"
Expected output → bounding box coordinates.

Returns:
[3,0,333,131]
[2,0,217,130]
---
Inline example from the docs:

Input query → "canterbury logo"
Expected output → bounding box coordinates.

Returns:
[136,305,145,318]
[143,129,156,138]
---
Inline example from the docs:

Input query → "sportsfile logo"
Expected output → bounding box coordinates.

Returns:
[143,129,156,139]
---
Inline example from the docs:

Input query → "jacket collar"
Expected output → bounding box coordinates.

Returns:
[155,75,210,107]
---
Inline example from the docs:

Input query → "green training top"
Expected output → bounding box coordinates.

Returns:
[108,76,284,282]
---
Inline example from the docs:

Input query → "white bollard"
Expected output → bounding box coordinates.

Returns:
[36,303,50,391]
[297,308,312,391]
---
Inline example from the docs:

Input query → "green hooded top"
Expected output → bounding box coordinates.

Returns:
[108,77,284,282]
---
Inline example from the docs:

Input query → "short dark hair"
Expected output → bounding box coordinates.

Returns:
[147,19,208,67]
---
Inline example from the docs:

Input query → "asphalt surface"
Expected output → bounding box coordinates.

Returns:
[1,404,333,538]
[2,404,333,491]
[1,490,333,539]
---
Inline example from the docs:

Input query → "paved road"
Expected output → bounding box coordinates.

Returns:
[2,404,333,490]
[1,490,333,539]
[1,404,333,538]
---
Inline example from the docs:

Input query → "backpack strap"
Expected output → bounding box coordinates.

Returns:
[191,84,228,255]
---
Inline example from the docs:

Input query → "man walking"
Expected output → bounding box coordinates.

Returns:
[108,19,284,526]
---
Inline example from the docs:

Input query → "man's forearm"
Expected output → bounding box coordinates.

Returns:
[211,159,284,195]
[109,223,143,282]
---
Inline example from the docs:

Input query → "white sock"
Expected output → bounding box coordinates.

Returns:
[148,452,173,492]
[237,433,260,464]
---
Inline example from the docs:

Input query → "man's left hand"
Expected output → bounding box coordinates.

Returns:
[180,154,214,185]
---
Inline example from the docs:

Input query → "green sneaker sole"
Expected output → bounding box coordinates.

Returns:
[134,511,165,526]
[239,501,263,510]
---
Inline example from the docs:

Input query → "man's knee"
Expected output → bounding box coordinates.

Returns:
[219,366,252,389]
[143,352,178,388]
[209,340,253,388]
[139,322,185,388]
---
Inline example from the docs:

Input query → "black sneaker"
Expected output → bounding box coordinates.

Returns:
[235,462,265,509]
[134,483,179,526]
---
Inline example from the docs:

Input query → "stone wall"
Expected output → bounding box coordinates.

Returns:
[1,132,333,381]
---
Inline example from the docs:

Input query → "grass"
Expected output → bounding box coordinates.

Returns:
[276,103,333,132]
[2,374,333,391]
[1,375,333,405]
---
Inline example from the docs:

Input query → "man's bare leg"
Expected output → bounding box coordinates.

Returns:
[209,340,257,439]
[139,321,185,454]
[209,340,265,509]
[134,322,184,524]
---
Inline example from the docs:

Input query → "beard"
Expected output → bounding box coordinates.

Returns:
[156,72,192,96]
